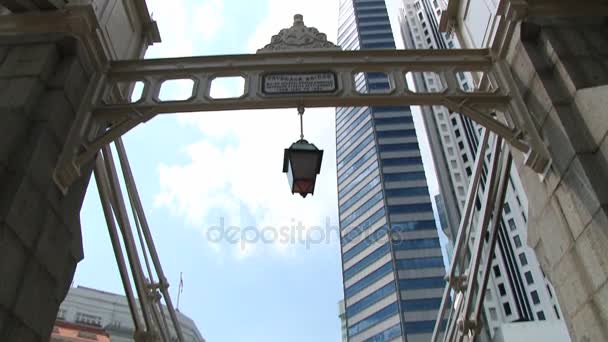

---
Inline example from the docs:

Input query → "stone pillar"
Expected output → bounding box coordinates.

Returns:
[0,35,93,341]
[0,1,159,340]
[507,17,608,342]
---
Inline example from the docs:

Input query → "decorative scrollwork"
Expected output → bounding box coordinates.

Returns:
[257,14,341,53]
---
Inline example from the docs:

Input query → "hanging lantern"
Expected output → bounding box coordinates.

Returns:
[282,106,324,198]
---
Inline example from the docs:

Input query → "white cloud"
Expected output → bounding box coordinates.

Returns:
[145,0,226,58]
[146,0,194,57]
[193,0,225,41]
[156,107,339,260]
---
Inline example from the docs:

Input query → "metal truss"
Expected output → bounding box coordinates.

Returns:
[54,48,549,192]
[94,138,185,342]
[431,129,512,342]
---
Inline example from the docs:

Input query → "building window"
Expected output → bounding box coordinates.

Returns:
[503,302,512,316]
[498,283,506,296]
[486,289,492,301]
[547,285,553,298]
[554,305,561,319]
[75,312,102,327]
[451,117,457,126]
[537,311,546,320]
[513,235,522,248]
[504,202,511,214]
[465,166,471,176]
[461,153,468,162]
[525,271,534,285]
[531,290,540,304]
[519,253,528,266]
[508,218,516,231]
[493,265,501,277]
[489,308,498,320]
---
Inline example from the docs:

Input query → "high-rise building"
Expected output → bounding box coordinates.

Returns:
[397,0,567,338]
[336,1,446,341]
[56,286,205,342]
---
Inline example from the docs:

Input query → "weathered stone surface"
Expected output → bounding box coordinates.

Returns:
[1,174,46,250]
[553,182,587,240]
[595,279,608,330]
[0,77,44,115]
[14,260,60,340]
[32,91,75,142]
[0,44,58,81]
[48,56,89,111]
[575,84,608,146]
[532,197,574,265]
[34,210,74,288]
[10,127,61,191]
[570,301,608,342]
[0,313,40,342]
[576,208,608,292]
[0,227,28,310]
[552,247,591,319]
[0,110,28,164]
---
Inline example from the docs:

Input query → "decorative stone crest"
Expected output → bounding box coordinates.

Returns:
[257,14,341,53]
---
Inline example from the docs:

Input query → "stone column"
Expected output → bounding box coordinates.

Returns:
[507,17,608,342]
[0,1,159,341]
[0,34,93,342]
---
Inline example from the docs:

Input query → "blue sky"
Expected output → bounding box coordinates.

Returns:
[73,0,447,341]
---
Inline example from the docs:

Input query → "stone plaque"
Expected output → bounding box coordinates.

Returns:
[262,72,337,95]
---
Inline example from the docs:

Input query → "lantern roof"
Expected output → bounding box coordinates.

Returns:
[282,139,323,174]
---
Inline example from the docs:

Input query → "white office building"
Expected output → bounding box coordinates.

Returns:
[56,286,205,342]
[397,0,568,339]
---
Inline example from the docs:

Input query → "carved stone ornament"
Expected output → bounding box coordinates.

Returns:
[257,14,341,53]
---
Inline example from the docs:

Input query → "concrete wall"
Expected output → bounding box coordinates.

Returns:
[506,17,608,342]
[0,35,94,341]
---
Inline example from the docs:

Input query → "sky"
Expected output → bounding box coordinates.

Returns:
[73,0,446,341]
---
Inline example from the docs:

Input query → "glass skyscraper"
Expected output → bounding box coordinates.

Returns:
[336,1,446,341]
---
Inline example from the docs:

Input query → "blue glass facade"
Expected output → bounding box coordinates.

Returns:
[337,0,446,341]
